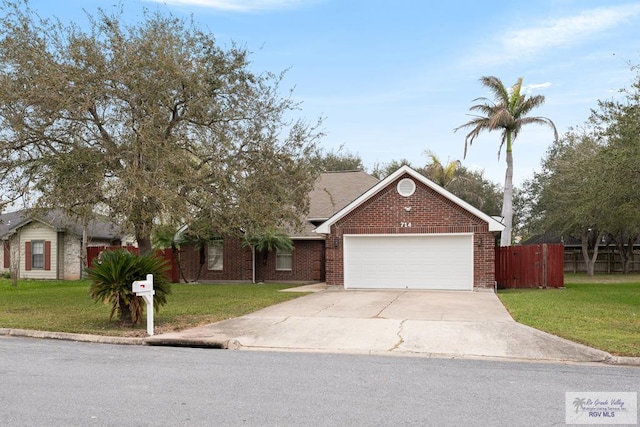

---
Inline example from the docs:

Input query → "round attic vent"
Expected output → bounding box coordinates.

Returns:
[397,178,416,197]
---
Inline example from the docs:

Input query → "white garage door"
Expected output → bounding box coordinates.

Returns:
[343,234,473,290]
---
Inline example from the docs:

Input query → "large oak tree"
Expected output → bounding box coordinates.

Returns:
[0,1,322,253]
[522,71,640,275]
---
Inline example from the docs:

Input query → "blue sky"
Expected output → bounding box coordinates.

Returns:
[26,0,640,186]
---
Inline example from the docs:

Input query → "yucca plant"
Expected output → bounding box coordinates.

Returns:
[87,249,171,325]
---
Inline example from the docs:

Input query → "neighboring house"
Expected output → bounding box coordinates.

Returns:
[0,210,127,280]
[181,166,504,290]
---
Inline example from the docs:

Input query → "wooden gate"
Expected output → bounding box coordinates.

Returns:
[86,246,179,283]
[495,244,564,289]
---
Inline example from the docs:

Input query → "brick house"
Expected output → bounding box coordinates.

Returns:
[180,166,504,290]
[179,170,379,283]
[316,166,504,290]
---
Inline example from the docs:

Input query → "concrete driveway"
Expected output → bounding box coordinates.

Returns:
[147,285,610,363]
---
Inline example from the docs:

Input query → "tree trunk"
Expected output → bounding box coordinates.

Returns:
[81,217,89,279]
[133,215,154,255]
[581,229,603,277]
[10,237,19,287]
[194,245,205,282]
[119,298,134,326]
[173,245,189,283]
[137,236,152,255]
[500,136,514,247]
[616,235,638,274]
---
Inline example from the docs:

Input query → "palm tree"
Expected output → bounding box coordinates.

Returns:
[87,249,171,325]
[455,76,558,246]
[242,227,294,283]
[423,150,461,188]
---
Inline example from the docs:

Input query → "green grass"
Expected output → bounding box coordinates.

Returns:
[498,274,640,357]
[5,275,640,356]
[0,279,306,337]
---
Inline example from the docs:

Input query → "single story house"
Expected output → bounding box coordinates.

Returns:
[181,166,504,290]
[179,169,380,283]
[1,210,128,280]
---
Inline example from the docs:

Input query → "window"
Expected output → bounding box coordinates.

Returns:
[207,239,223,271]
[276,247,292,271]
[31,240,44,269]
[397,178,416,197]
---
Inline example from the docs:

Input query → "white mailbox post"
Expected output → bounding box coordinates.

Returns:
[132,274,155,336]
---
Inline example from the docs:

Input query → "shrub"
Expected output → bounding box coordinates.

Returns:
[86,249,171,325]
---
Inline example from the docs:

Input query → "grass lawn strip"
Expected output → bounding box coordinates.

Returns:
[0,279,307,337]
[498,278,640,357]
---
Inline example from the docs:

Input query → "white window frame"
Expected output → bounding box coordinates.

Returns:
[207,238,223,271]
[275,247,293,271]
[31,240,45,270]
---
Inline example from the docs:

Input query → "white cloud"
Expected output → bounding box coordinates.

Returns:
[143,0,312,12]
[465,4,640,66]
[503,4,640,56]
[523,82,552,93]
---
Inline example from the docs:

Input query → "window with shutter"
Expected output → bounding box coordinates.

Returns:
[31,240,45,269]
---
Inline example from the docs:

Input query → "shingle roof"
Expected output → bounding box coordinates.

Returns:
[0,209,124,240]
[308,170,380,221]
[289,170,379,239]
[314,165,505,234]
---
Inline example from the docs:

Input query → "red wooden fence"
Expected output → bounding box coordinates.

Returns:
[86,246,179,283]
[495,244,564,289]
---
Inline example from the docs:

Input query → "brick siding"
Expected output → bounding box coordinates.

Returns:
[180,236,324,283]
[324,173,497,289]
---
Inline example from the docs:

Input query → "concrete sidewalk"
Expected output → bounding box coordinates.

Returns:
[146,287,616,364]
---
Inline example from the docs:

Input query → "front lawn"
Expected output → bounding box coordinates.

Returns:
[0,279,306,337]
[498,274,640,357]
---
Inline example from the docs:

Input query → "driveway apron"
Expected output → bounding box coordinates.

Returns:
[147,287,610,363]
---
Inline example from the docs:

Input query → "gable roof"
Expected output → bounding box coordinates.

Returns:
[314,165,505,234]
[288,170,380,239]
[0,209,124,241]
[308,170,380,221]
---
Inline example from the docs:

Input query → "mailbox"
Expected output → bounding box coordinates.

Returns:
[132,274,154,293]
[132,273,155,336]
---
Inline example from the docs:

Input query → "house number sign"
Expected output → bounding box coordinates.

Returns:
[400,222,412,227]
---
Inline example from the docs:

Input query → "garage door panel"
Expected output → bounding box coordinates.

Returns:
[344,234,473,290]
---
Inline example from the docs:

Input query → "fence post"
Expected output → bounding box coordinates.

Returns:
[542,244,548,288]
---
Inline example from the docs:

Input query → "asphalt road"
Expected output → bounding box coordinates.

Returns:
[1,336,638,426]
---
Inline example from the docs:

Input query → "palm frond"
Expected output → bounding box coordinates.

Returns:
[455,75,556,158]
[86,249,171,324]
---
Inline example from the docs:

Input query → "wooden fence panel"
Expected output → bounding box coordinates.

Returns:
[87,246,138,268]
[544,244,565,288]
[495,244,564,289]
[86,246,179,283]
